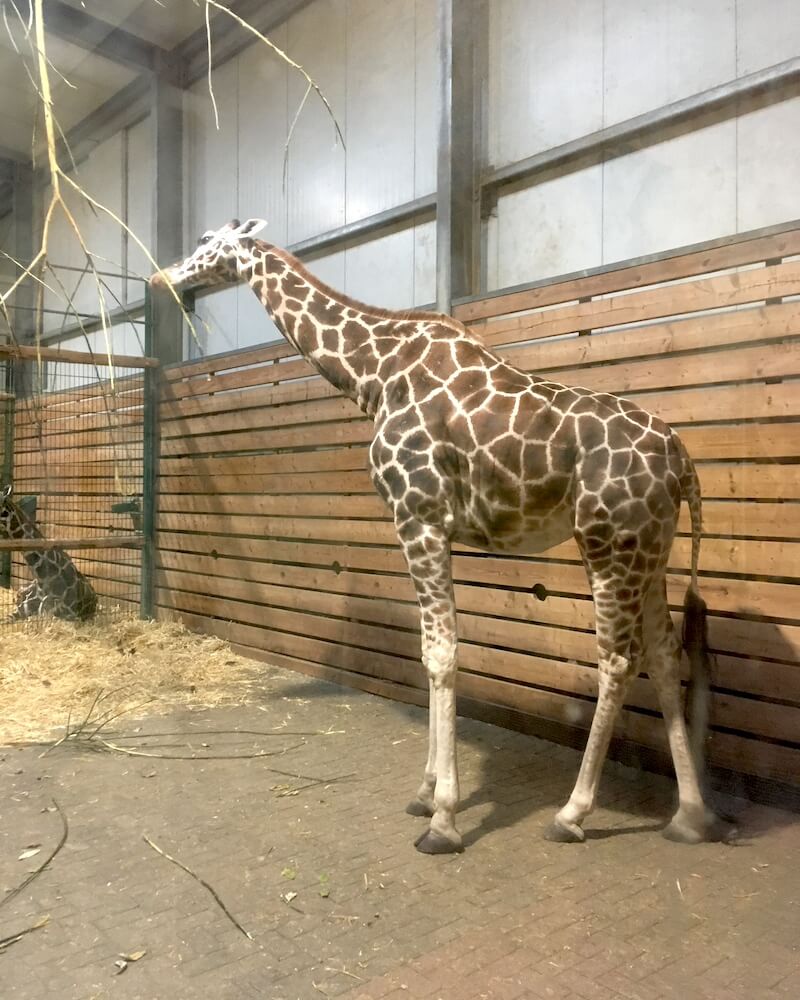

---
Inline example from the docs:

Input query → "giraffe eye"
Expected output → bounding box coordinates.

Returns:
[198,233,212,246]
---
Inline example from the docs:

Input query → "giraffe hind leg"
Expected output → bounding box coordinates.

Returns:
[545,574,643,843]
[643,582,731,843]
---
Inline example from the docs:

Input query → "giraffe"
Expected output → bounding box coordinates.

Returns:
[0,486,97,622]
[151,219,724,853]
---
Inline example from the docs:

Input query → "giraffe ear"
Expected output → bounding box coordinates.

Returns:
[1,485,12,499]
[235,218,267,238]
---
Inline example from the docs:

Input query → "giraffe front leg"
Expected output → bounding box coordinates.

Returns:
[406,676,437,817]
[414,637,462,854]
[397,518,463,854]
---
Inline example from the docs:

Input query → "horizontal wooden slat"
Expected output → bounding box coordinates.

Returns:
[504,301,800,373]
[0,342,157,368]
[546,340,800,396]
[163,338,295,381]
[156,492,798,540]
[454,227,800,324]
[478,260,800,347]
[0,534,143,551]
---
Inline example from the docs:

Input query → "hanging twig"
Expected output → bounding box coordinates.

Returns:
[202,0,345,150]
[143,835,253,940]
[204,0,220,130]
[0,799,67,911]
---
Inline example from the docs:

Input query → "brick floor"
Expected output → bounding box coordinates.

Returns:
[1,666,798,1000]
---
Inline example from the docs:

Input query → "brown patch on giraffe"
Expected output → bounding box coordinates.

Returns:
[309,293,344,326]
[491,433,524,478]
[449,368,489,399]
[342,320,371,352]
[322,328,340,352]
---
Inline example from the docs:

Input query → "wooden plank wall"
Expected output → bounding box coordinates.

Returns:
[10,375,144,612]
[156,227,800,788]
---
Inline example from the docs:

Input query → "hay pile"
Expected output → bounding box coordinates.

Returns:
[0,605,267,745]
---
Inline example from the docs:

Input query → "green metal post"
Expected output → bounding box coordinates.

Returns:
[140,285,157,619]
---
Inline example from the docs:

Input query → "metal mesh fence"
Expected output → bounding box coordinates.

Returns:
[0,294,152,627]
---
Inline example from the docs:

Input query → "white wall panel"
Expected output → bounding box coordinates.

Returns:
[488,0,603,168]
[603,120,736,263]
[126,115,152,301]
[346,0,416,222]
[413,220,436,306]
[186,60,239,353]
[738,96,800,232]
[286,0,347,243]
[488,166,603,290]
[603,0,735,125]
[306,250,346,291]
[345,228,415,309]
[737,0,800,75]
[237,27,289,242]
[413,0,438,198]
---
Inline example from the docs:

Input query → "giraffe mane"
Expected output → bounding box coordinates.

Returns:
[256,241,465,332]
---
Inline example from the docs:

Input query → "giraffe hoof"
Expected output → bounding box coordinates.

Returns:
[543,818,585,843]
[406,799,434,817]
[414,828,463,854]
[662,811,736,844]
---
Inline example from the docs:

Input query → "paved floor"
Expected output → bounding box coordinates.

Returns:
[1,665,798,1000]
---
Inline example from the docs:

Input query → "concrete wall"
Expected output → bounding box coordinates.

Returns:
[485,0,800,289]
[184,0,437,357]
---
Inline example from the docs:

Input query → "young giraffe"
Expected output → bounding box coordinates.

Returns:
[152,219,722,853]
[0,486,97,622]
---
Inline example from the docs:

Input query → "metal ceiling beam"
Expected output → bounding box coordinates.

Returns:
[44,0,167,73]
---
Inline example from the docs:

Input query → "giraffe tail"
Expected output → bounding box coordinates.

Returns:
[677,436,712,779]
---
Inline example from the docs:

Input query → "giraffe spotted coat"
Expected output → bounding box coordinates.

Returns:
[0,486,97,623]
[152,219,723,855]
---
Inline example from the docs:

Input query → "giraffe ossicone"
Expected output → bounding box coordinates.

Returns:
[152,219,727,853]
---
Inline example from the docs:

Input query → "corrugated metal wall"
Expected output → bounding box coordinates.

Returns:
[486,0,800,288]
[41,116,153,354]
[184,0,437,357]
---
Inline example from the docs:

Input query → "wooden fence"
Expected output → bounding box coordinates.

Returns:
[7,354,148,614]
[156,225,800,790]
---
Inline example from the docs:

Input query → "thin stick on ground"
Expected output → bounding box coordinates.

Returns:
[143,835,253,940]
[0,915,49,953]
[96,737,306,760]
[0,799,68,911]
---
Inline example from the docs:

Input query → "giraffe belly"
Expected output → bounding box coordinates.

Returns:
[453,506,574,555]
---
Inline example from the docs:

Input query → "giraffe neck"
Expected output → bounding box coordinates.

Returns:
[5,510,48,574]
[239,241,449,418]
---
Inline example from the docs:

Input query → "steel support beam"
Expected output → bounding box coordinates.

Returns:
[289,195,436,258]
[435,0,481,314]
[483,56,800,195]
[150,69,184,365]
[44,1,166,73]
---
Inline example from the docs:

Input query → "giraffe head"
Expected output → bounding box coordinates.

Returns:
[0,485,22,537]
[149,218,268,291]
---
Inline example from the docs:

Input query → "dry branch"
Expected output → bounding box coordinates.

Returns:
[0,799,67,911]
[143,835,253,940]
